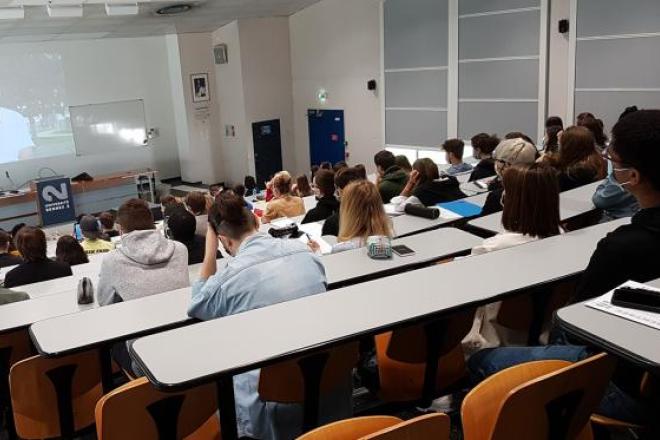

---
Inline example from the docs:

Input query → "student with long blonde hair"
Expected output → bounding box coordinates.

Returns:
[310,180,392,254]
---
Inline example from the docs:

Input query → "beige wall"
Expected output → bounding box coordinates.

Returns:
[547,0,571,123]
[289,0,384,174]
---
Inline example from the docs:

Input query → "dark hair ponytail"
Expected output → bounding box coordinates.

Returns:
[208,192,257,239]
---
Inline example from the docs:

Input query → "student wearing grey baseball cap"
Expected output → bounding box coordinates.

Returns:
[480,138,539,216]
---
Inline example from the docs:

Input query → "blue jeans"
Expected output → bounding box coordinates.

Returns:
[468,346,652,425]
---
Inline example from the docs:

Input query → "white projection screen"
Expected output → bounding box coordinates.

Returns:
[0,49,75,165]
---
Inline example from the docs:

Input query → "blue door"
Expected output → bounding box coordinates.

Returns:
[308,109,345,167]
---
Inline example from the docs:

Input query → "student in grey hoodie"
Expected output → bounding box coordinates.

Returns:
[97,198,190,306]
[97,198,189,373]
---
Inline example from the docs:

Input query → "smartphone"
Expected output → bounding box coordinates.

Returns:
[392,245,415,257]
[73,224,83,241]
[475,180,489,190]
[611,286,660,314]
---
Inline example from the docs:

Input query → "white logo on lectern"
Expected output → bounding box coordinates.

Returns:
[42,184,68,202]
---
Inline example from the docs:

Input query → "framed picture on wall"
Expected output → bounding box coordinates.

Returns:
[191,73,210,103]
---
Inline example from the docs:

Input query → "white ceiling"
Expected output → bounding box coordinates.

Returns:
[0,0,321,43]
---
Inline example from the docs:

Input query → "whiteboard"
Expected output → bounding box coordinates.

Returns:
[70,99,148,157]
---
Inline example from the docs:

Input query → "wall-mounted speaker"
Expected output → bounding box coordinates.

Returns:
[367,79,377,91]
[558,19,569,34]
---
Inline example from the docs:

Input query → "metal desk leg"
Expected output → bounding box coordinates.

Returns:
[99,347,114,393]
[216,376,238,440]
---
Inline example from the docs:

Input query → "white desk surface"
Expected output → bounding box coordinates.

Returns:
[30,288,191,356]
[556,278,660,372]
[468,180,603,234]
[321,228,480,286]
[0,290,97,334]
[26,230,478,356]
[131,218,628,388]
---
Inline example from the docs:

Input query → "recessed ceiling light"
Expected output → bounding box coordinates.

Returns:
[155,3,192,16]
[106,2,139,16]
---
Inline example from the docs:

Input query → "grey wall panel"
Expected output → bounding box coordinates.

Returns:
[577,0,660,38]
[386,110,448,147]
[459,59,538,99]
[459,0,539,16]
[385,70,448,108]
[384,0,448,69]
[458,102,538,139]
[575,91,660,136]
[459,10,540,60]
[576,37,660,89]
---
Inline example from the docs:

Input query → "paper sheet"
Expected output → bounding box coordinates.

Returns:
[585,281,660,331]
[298,222,332,255]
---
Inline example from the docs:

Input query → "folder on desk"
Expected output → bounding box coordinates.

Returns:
[437,200,482,218]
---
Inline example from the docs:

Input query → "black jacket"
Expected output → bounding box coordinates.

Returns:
[302,196,340,224]
[0,253,24,269]
[558,168,600,192]
[480,179,504,216]
[469,159,496,182]
[573,206,660,303]
[182,235,222,265]
[4,259,72,288]
[322,212,340,237]
[412,177,466,206]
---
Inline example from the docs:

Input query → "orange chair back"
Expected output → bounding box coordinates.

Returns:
[95,377,220,440]
[297,413,450,440]
[10,350,103,439]
[376,309,474,402]
[462,353,616,440]
[297,416,402,440]
[259,342,359,403]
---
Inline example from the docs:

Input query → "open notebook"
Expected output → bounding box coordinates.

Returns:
[586,281,660,331]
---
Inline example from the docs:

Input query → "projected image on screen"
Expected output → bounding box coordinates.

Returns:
[0,51,75,165]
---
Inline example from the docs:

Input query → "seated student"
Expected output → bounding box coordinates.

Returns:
[185,191,210,237]
[547,125,607,192]
[244,175,257,197]
[310,165,320,182]
[322,167,365,236]
[160,194,179,213]
[311,180,392,254]
[55,235,89,266]
[4,227,72,288]
[538,124,562,163]
[188,192,347,439]
[165,205,216,265]
[79,215,114,255]
[592,108,641,221]
[98,211,119,239]
[262,171,305,223]
[293,174,314,198]
[469,110,660,425]
[394,155,412,175]
[480,138,538,216]
[578,116,609,151]
[9,223,26,257]
[320,161,332,170]
[209,184,222,198]
[469,133,500,182]
[464,163,561,354]
[302,169,339,224]
[333,161,348,173]
[374,150,408,202]
[98,198,189,306]
[545,115,564,130]
[354,163,367,180]
[505,131,536,147]
[576,111,595,125]
[441,138,473,176]
[233,184,253,211]
[0,230,23,268]
[399,158,466,206]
